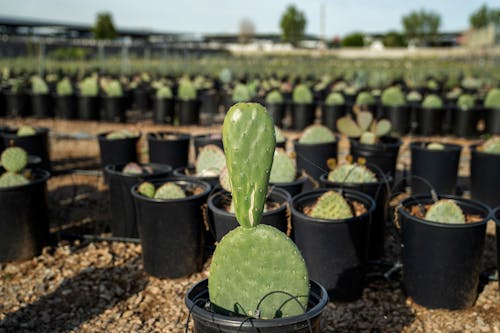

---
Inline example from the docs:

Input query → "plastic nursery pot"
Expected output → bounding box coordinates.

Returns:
[208,187,291,242]
[147,132,190,169]
[0,169,50,262]
[270,174,308,198]
[97,132,140,169]
[493,207,500,289]
[5,92,29,117]
[294,139,338,181]
[381,105,411,135]
[104,163,172,238]
[173,166,219,189]
[185,278,328,333]
[132,179,211,278]
[177,99,201,125]
[133,87,152,111]
[153,98,175,124]
[101,96,126,122]
[485,107,500,134]
[199,90,219,115]
[0,90,6,117]
[54,95,77,119]
[291,103,316,130]
[320,104,346,132]
[319,172,393,261]
[452,106,480,138]
[2,127,51,172]
[470,145,500,208]
[416,106,444,136]
[349,137,401,178]
[410,142,462,195]
[77,95,100,120]
[397,194,490,310]
[292,188,375,301]
[193,134,224,157]
[265,102,286,128]
[30,94,52,118]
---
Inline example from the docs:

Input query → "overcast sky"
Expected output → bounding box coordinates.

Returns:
[0,0,495,37]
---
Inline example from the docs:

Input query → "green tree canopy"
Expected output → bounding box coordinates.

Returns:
[469,4,500,29]
[383,31,407,47]
[280,5,307,46]
[341,32,364,47]
[93,12,117,40]
[402,9,441,46]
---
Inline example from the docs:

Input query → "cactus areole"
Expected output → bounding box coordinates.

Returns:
[209,103,309,319]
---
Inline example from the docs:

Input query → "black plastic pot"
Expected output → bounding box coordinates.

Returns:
[410,142,462,195]
[177,99,201,125]
[185,278,328,333]
[270,174,308,198]
[320,104,346,132]
[452,107,480,138]
[0,90,5,117]
[147,132,190,169]
[54,95,77,119]
[97,132,139,169]
[133,87,152,111]
[101,96,126,122]
[349,137,401,178]
[292,188,375,300]
[2,127,51,171]
[200,90,219,115]
[193,134,223,157]
[104,163,171,238]
[470,145,500,208]
[0,169,50,262]
[397,194,490,309]
[484,107,500,134]
[382,105,410,135]
[266,102,286,128]
[6,92,29,117]
[173,166,219,189]
[31,94,52,118]
[132,179,211,278]
[493,207,500,289]
[77,95,100,120]
[319,172,392,261]
[291,103,316,130]
[153,98,175,124]
[294,139,337,181]
[208,187,291,242]
[417,107,443,136]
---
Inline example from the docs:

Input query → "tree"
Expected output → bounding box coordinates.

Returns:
[469,4,500,29]
[93,12,117,40]
[341,32,364,47]
[402,9,441,46]
[383,31,407,47]
[239,18,255,44]
[280,5,307,46]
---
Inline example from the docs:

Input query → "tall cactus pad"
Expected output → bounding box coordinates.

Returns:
[0,172,29,188]
[308,190,353,220]
[219,166,232,192]
[222,103,275,228]
[270,149,296,183]
[209,224,309,319]
[298,125,336,144]
[1,147,28,173]
[195,145,226,176]
[424,199,465,224]
[154,182,186,200]
[328,163,377,183]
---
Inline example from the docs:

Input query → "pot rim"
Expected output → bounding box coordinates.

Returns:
[410,141,462,152]
[0,168,50,192]
[104,163,172,179]
[146,131,190,141]
[397,194,491,229]
[97,131,141,141]
[131,178,211,204]
[2,126,49,137]
[319,172,393,188]
[492,207,500,226]
[349,136,402,150]
[173,166,219,182]
[293,135,339,147]
[270,173,308,187]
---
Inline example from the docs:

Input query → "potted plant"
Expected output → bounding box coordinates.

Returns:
[452,93,479,138]
[291,84,315,130]
[483,88,500,134]
[193,133,223,157]
[442,87,462,134]
[231,82,251,103]
[30,76,51,118]
[77,76,100,120]
[132,178,211,278]
[406,90,422,133]
[147,131,190,169]
[265,89,285,127]
[417,94,444,135]
[354,91,376,113]
[131,73,152,112]
[269,148,307,197]
[153,84,174,124]
[470,137,500,208]
[1,126,51,171]
[185,103,328,331]
[337,111,400,177]
[97,130,140,170]
[5,78,28,117]
[274,126,287,149]
[396,195,490,309]
[321,91,346,132]
[101,79,126,122]
[176,78,200,125]
[380,86,409,135]
[54,77,77,119]
[0,147,50,262]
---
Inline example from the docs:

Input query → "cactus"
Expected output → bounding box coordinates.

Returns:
[219,166,231,192]
[0,147,29,188]
[219,68,232,84]
[178,79,197,101]
[381,87,405,107]
[461,76,481,90]
[79,76,99,97]
[32,76,49,94]
[0,172,29,188]
[480,137,500,154]
[456,94,475,111]
[156,85,173,99]
[292,84,313,104]
[484,88,500,109]
[265,90,284,104]
[427,142,445,150]
[355,91,375,106]
[446,87,462,100]
[328,162,377,183]
[103,80,123,97]
[421,94,443,109]
[337,111,391,145]
[424,199,465,224]
[138,182,156,198]
[105,130,137,140]
[17,126,36,136]
[154,182,186,200]
[298,125,336,144]
[406,90,422,102]
[122,162,143,175]
[275,126,286,144]
[232,83,251,102]
[307,190,353,220]
[426,79,439,91]
[209,102,309,319]
[10,78,25,94]
[195,145,226,176]
[270,148,296,183]
[325,92,345,106]
[56,78,73,96]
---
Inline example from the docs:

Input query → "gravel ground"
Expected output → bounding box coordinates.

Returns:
[0,117,498,333]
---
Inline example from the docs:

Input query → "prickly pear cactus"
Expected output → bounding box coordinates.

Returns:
[424,199,465,224]
[105,130,137,140]
[484,88,500,109]
[219,166,231,192]
[270,149,296,183]
[427,142,445,150]
[17,126,36,136]
[325,92,345,106]
[337,111,391,145]
[195,145,226,176]
[292,84,313,104]
[232,83,251,102]
[355,91,375,106]
[1,147,28,173]
[154,182,186,200]
[138,182,156,198]
[328,163,377,183]
[298,124,336,144]
[307,190,353,220]
[0,172,29,188]
[381,87,405,107]
[122,162,143,175]
[209,103,309,319]
[275,126,286,144]
[421,94,443,109]
[480,137,500,155]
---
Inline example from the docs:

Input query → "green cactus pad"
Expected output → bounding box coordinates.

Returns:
[154,182,186,200]
[298,125,336,144]
[219,166,232,192]
[178,79,197,101]
[427,143,445,150]
[0,172,29,188]
[480,137,500,154]
[357,111,373,131]
[105,130,137,140]
[328,163,377,183]
[232,83,251,102]
[406,91,422,102]
[209,224,309,319]
[266,90,284,104]
[457,94,475,110]
[325,92,345,106]
[1,147,28,173]
[138,182,155,198]
[360,132,376,145]
[337,117,362,138]
[17,126,36,136]
[308,190,353,220]
[122,162,143,175]
[275,126,286,144]
[421,94,443,109]
[374,119,391,137]
[355,91,375,106]
[270,149,296,183]
[484,88,500,109]
[195,144,226,176]
[381,87,406,107]
[293,84,313,104]
[424,199,465,224]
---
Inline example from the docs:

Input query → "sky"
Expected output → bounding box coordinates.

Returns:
[0,0,496,37]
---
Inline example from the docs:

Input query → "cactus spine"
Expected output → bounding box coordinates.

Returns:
[424,199,465,224]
